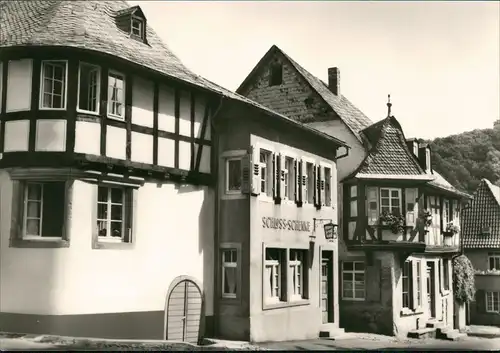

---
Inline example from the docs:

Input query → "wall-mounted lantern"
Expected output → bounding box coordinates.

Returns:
[324,222,338,241]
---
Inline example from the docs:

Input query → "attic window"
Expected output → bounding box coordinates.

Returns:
[269,63,283,86]
[131,17,144,38]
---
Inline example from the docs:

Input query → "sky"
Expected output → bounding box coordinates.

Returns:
[129,0,500,140]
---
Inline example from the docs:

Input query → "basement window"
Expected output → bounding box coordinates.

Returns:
[269,63,283,86]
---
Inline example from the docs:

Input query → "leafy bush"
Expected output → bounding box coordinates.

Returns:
[379,211,405,234]
[453,255,476,304]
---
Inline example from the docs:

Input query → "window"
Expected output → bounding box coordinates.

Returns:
[226,158,242,193]
[486,291,500,313]
[443,200,451,224]
[306,162,314,204]
[22,182,66,239]
[380,188,401,215]
[489,253,500,271]
[290,249,307,301]
[221,249,238,298]
[77,62,100,114]
[284,157,294,200]
[416,261,422,307]
[108,71,125,119]
[324,167,332,206]
[259,149,272,196]
[402,261,411,309]
[269,62,283,86]
[40,60,67,109]
[342,261,365,300]
[264,248,286,304]
[443,259,450,291]
[131,17,144,38]
[97,186,132,243]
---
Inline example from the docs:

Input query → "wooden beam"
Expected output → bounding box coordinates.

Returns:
[190,91,195,170]
[174,88,180,169]
[65,59,78,154]
[0,59,8,152]
[125,74,133,160]
[195,103,210,172]
[153,82,159,165]
[28,58,41,152]
[99,66,109,156]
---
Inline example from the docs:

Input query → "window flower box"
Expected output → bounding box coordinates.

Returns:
[445,221,460,235]
[379,211,405,234]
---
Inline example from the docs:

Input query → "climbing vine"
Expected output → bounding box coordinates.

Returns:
[453,255,476,305]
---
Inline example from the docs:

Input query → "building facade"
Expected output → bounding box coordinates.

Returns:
[237,45,471,338]
[462,179,500,327]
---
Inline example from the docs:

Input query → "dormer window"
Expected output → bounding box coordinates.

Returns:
[131,17,144,38]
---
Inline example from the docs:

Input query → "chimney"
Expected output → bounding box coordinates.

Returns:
[328,67,340,96]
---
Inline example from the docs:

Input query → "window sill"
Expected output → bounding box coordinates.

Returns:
[257,195,274,203]
[400,307,424,317]
[77,109,100,116]
[39,107,67,111]
[107,114,126,122]
[92,241,134,250]
[222,192,246,201]
[341,297,365,302]
[263,298,310,311]
[10,238,69,248]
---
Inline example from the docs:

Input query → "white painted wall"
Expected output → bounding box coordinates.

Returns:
[131,76,154,128]
[158,85,175,133]
[35,119,67,152]
[75,121,101,155]
[4,120,29,152]
[6,59,32,113]
[0,172,214,316]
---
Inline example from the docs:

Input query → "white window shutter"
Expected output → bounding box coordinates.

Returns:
[411,261,418,310]
[294,159,300,203]
[279,154,286,200]
[241,154,251,194]
[366,186,379,225]
[251,146,260,196]
[301,159,308,204]
[320,166,326,207]
[405,188,418,227]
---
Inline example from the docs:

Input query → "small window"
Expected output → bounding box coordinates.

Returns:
[350,200,357,217]
[226,158,242,194]
[221,249,238,298]
[259,149,272,196]
[402,260,412,309]
[40,60,67,109]
[489,253,500,271]
[350,185,357,198]
[306,162,314,204]
[22,181,66,239]
[284,157,295,200]
[342,261,365,300]
[486,291,500,313]
[131,17,144,38]
[97,186,132,243]
[290,249,308,301]
[380,188,402,215]
[264,248,286,304]
[107,71,126,120]
[78,62,101,114]
[269,62,283,86]
[324,167,332,207]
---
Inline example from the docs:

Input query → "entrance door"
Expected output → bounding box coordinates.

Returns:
[166,279,203,343]
[426,262,435,318]
[321,251,334,324]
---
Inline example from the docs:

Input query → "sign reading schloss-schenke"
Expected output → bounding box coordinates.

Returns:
[262,217,311,232]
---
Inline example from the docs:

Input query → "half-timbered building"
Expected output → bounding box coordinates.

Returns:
[236,44,472,339]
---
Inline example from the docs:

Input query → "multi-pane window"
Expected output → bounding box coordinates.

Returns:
[306,162,314,204]
[402,261,411,308]
[290,250,306,300]
[259,150,272,196]
[131,17,144,38]
[342,261,365,300]
[221,249,237,298]
[486,291,500,313]
[489,253,500,271]
[265,248,286,304]
[226,158,242,193]
[22,182,66,239]
[284,157,294,200]
[108,71,125,119]
[78,62,100,113]
[97,186,131,243]
[40,61,67,109]
[380,188,401,215]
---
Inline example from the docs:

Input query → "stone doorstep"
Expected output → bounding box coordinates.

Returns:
[407,327,437,339]
[318,324,348,340]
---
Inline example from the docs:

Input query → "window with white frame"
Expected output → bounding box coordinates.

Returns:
[306,162,314,204]
[486,291,500,313]
[78,62,100,114]
[40,60,67,109]
[226,157,242,193]
[264,248,286,304]
[380,188,402,215]
[97,186,132,243]
[342,261,365,300]
[107,71,125,119]
[259,149,272,196]
[22,182,66,239]
[324,167,332,206]
[221,249,238,298]
[131,17,144,38]
[284,157,294,200]
[289,249,307,300]
[402,260,412,308]
[489,253,500,271]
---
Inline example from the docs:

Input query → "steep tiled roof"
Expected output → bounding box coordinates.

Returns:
[236,45,373,143]
[462,179,500,249]
[0,1,347,148]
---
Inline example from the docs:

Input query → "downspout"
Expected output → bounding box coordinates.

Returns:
[210,95,225,338]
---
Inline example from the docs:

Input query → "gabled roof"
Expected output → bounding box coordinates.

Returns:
[236,45,373,143]
[114,5,144,18]
[462,179,500,249]
[344,116,432,180]
[0,1,348,149]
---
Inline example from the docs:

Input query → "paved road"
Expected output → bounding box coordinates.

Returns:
[0,338,61,351]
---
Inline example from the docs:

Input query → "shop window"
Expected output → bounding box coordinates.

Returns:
[486,291,500,313]
[225,157,242,194]
[221,248,238,298]
[264,248,286,304]
[40,60,67,110]
[107,70,126,120]
[96,186,133,244]
[342,261,365,300]
[78,62,101,114]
